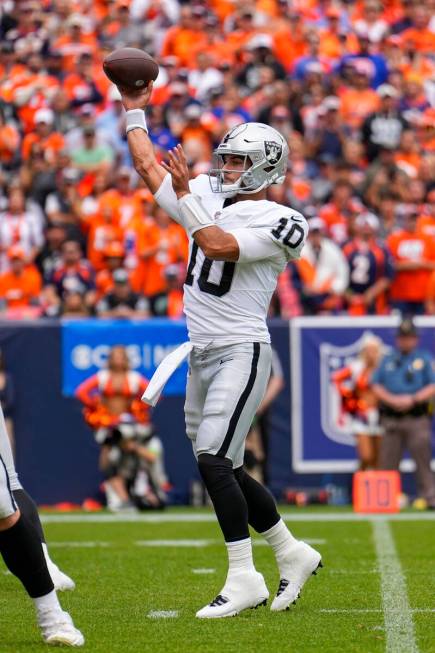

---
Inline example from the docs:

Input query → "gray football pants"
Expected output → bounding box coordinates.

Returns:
[0,404,20,519]
[185,342,272,468]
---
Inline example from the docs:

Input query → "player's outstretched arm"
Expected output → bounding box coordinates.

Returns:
[163,145,240,261]
[118,83,167,195]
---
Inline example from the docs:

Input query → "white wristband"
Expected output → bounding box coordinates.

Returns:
[126,109,148,134]
[178,193,214,238]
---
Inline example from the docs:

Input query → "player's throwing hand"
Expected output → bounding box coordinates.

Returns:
[117,81,153,111]
[161,145,190,198]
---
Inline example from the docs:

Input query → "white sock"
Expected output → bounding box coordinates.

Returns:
[33,589,61,617]
[226,537,255,575]
[261,519,297,570]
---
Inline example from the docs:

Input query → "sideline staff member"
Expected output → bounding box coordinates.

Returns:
[372,318,435,509]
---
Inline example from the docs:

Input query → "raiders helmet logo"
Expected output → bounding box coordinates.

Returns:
[264,140,282,165]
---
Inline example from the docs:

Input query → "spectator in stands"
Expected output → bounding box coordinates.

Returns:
[44,168,83,242]
[70,126,114,174]
[0,245,42,313]
[46,239,95,315]
[75,345,167,510]
[343,213,394,315]
[35,222,68,281]
[333,333,384,470]
[60,287,91,319]
[307,95,347,162]
[362,84,408,162]
[372,318,435,509]
[387,207,435,315]
[134,205,188,316]
[0,104,20,170]
[0,186,43,273]
[96,241,127,300]
[298,217,349,314]
[22,109,65,166]
[162,263,185,319]
[319,179,359,244]
[96,269,149,319]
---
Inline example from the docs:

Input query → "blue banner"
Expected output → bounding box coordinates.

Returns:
[290,316,435,473]
[62,318,189,396]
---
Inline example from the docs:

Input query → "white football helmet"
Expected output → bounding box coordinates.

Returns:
[209,122,289,196]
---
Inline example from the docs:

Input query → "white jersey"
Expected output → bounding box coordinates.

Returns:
[154,174,308,347]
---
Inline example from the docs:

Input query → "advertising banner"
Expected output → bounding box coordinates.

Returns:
[290,316,435,473]
[62,318,189,396]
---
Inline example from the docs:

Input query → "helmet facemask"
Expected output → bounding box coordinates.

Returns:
[209,152,261,196]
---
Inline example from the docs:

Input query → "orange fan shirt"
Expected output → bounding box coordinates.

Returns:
[87,218,124,271]
[22,132,65,162]
[0,124,20,164]
[387,230,435,302]
[136,222,188,297]
[0,267,42,308]
[416,215,435,239]
[339,88,380,129]
[400,28,435,54]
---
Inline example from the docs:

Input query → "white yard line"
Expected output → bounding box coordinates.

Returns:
[372,520,419,653]
[192,568,216,574]
[48,541,110,547]
[40,511,435,524]
[135,538,326,547]
[147,611,179,619]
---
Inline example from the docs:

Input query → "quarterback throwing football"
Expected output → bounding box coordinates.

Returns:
[121,81,322,618]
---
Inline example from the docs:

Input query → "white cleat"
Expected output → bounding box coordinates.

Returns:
[47,563,76,593]
[196,570,269,619]
[39,609,84,647]
[270,541,322,612]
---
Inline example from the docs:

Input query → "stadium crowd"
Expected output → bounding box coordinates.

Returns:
[0,0,434,319]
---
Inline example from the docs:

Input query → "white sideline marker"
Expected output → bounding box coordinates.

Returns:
[192,568,216,574]
[372,520,419,653]
[147,611,179,619]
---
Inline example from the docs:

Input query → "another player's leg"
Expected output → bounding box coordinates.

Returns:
[234,465,322,611]
[13,488,76,591]
[0,459,83,646]
[0,406,75,591]
[190,343,270,618]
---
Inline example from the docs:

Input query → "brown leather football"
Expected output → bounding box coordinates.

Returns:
[103,48,159,89]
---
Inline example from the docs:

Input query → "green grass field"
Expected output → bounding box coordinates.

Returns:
[1,508,434,653]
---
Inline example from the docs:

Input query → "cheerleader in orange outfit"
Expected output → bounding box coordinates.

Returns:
[332,334,384,470]
[75,346,168,510]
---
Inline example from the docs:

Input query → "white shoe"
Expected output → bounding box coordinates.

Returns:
[270,541,322,612]
[196,570,269,619]
[46,562,76,592]
[39,609,84,647]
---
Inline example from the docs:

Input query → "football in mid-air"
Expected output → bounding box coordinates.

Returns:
[103,48,159,90]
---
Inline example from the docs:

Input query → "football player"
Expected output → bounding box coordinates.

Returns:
[0,404,84,645]
[120,81,322,618]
